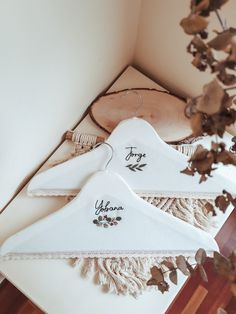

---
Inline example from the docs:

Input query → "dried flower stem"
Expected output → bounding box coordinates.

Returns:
[215,9,226,31]
[224,86,236,91]
[160,263,197,275]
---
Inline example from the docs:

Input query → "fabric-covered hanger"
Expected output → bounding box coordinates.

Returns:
[0,170,218,260]
[27,118,236,199]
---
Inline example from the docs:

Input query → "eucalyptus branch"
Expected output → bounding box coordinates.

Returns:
[160,263,197,275]
[149,0,236,299]
[148,250,208,291]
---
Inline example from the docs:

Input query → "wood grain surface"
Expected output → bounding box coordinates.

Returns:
[0,280,43,314]
[89,88,192,143]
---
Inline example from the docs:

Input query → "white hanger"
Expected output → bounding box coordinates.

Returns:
[0,170,218,260]
[27,118,236,199]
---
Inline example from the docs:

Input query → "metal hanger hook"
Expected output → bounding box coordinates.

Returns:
[93,142,114,169]
[120,90,143,117]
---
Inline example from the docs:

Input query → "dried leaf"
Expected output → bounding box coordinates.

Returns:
[191,0,210,13]
[190,145,208,160]
[190,112,204,136]
[207,0,228,11]
[224,60,236,71]
[187,35,215,71]
[217,69,236,86]
[228,36,236,62]
[214,251,232,277]
[208,28,236,51]
[211,141,225,151]
[199,264,208,282]
[176,255,190,276]
[200,0,228,16]
[146,278,157,286]
[169,270,178,285]
[224,190,236,206]
[186,97,199,117]
[231,283,236,297]
[215,195,228,212]
[199,174,208,183]
[147,266,166,287]
[150,266,164,283]
[184,140,236,178]
[205,202,217,216]
[161,260,175,270]
[203,109,236,137]
[188,35,208,52]
[195,248,207,265]
[180,167,194,176]
[192,52,208,71]
[189,145,215,175]
[216,150,236,165]
[223,95,236,109]
[157,281,169,294]
[196,79,225,115]
[180,14,209,35]
[191,152,214,174]
[232,136,236,143]
[186,260,195,276]
[230,143,236,153]
[215,190,236,213]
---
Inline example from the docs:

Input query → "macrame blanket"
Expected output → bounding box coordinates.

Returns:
[48,132,214,297]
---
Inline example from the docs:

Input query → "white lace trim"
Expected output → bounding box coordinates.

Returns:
[28,188,219,199]
[0,250,215,261]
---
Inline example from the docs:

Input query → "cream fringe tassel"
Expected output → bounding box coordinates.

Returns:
[71,198,213,297]
[71,256,183,298]
[51,134,212,297]
[143,197,215,231]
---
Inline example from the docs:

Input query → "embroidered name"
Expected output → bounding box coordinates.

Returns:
[94,200,124,215]
[125,146,146,162]
[125,146,147,172]
[93,200,123,228]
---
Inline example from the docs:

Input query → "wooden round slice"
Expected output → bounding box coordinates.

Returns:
[89,88,192,143]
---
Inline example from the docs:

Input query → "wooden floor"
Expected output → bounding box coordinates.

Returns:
[0,280,43,314]
[1,209,236,314]
[167,208,236,314]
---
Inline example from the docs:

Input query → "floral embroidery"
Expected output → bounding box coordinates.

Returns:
[93,215,122,228]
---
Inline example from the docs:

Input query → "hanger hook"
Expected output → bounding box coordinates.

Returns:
[120,90,143,117]
[93,142,114,169]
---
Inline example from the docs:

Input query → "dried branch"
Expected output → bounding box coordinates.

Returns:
[150,0,236,301]
[215,9,226,31]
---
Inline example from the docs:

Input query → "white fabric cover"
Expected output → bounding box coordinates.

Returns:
[28,118,236,199]
[0,171,218,259]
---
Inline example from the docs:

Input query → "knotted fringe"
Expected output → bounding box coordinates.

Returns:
[71,256,184,298]
[53,133,210,297]
[48,143,93,168]
[70,199,213,297]
[142,197,215,231]
[173,144,197,156]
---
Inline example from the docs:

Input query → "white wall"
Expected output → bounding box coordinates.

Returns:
[0,0,141,209]
[2,0,235,210]
[134,0,236,98]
